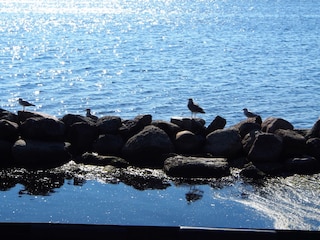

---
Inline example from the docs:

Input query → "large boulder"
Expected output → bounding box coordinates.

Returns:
[306,118,320,139]
[0,139,14,164]
[67,122,99,155]
[205,115,226,136]
[248,133,283,163]
[163,155,230,178]
[0,119,19,142]
[170,117,206,135]
[261,117,294,133]
[18,111,57,123]
[12,139,71,167]
[306,137,320,160]
[60,114,94,129]
[0,108,18,123]
[121,125,174,165]
[285,156,320,174]
[20,117,66,141]
[274,129,306,157]
[93,134,124,156]
[119,114,152,140]
[96,116,122,134]
[75,152,129,168]
[151,120,182,141]
[174,130,205,154]
[203,128,243,158]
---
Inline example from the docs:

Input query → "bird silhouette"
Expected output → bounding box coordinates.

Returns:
[188,98,205,118]
[18,98,35,111]
[243,108,258,118]
[86,108,98,121]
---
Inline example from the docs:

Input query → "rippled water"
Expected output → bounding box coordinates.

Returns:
[0,0,320,230]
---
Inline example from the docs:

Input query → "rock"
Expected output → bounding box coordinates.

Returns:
[121,125,174,165]
[261,117,294,133]
[203,128,243,158]
[248,133,283,163]
[20,117,66,141]
[67,122,99,155]
[285,156,320,174]
[12,139,71,167]
[151,120,182,141]
[163,155,230,178]
[93,134,124,155]
[274,129,306,157]
[306,118,320,139]
[237,121,261,139]
[75,152,129,167]
[306,137,320,160]
[0,140,14,164]
[96,116,122,134]
[18,111,58,123]
[60,114,94,129]
[205,115,226,135]
[0,119,19,142]
[170,117,206,135]
[240,163,266,179]
[174,130,205,154]
[0,108,18,123]
[119,114,152,140]
[242,131,261,154]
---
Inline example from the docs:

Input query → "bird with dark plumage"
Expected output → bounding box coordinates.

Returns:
[86,108,98,121]
[18,98,35,111]
[188,98,205,118]
[243,108,258,118]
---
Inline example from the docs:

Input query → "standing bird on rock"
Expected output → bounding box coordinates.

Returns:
[188,98,205,118]
[86,108,98,122]
[243,108,258,118]
[18,98,35,111]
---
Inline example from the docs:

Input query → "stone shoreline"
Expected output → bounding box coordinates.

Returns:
[1,108,320,180]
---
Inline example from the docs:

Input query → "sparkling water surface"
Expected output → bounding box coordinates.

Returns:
[0,0,320,230]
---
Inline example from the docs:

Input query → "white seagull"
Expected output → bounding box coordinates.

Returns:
[188,98,205,118]
[18,98,35,111]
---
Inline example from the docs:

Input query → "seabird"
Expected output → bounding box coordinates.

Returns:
[18,98,35,111]
[243,108,258,118]
[86,108,98,121]
[188,98,205,118]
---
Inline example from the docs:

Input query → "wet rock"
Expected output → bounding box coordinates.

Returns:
[274,129,306,157]
[93,134,124,155]
[12,139,71,167]
[261,117,294,133]
[203,128,243,158]
[248,133,283,163]
[163,155,230,178]
[0,119,19,142]
[285,156,320,174]
[96,116,122,134]
[241,131,261,154]
[237,121,261,139]
[240,163,266,179]
[205,115,226,136]
[121,125,174,165]
[20,117,66,141]
[170,117,206,135]
[75,152,129,167]
[174,130,205,154]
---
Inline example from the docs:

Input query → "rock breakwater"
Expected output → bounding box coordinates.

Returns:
[1,108,320,179]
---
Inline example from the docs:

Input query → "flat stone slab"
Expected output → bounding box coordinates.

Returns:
[164,155,230,178]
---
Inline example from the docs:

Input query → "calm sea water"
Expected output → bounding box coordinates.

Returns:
[0,0,320,230]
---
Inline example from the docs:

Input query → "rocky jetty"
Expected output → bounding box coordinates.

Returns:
[1,107,320,180]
